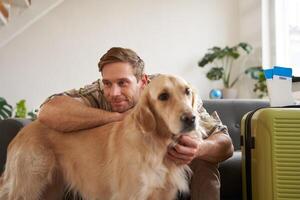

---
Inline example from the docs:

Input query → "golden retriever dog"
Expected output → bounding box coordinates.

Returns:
[0,74,206,200]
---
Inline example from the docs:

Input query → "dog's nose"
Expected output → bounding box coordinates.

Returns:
[180,113,196,130]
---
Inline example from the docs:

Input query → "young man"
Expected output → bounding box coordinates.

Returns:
[38,47,233,200]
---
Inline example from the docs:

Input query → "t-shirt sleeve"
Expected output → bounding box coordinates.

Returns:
[40,79,111,111]
[197,105,228,139]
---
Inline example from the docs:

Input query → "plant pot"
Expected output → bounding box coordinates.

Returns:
[222,88,238,99]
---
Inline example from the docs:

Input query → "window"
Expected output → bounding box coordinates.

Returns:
[274,0,300,76]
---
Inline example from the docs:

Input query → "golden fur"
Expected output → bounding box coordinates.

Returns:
[0,75,203,200]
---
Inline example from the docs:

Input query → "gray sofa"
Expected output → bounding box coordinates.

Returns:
[0,99,269,200]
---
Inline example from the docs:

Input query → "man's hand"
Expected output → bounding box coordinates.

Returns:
[167,135,201,165]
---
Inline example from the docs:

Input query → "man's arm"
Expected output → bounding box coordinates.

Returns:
[38,95,126,132]
[167,133,233,165]
[197,133,233,163]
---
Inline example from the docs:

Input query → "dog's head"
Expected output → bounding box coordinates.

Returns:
[135,74,200,138]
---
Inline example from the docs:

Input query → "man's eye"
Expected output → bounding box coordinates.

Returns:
[118,81,127,87]
[103,82,111,87]
[185,88,191,95]
[158,92,169,101]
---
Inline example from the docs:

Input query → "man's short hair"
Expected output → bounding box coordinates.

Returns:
[98,47,145,80]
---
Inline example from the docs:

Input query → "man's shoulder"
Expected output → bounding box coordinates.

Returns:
[65,79,110,109]
[41,79,110,110]
[76,79,103,96]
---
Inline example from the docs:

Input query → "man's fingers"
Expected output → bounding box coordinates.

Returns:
[167,135,201,166]
[168,146,194,161]
[173,144,196,156]
[167,151,192,165]
[178,135,199,148]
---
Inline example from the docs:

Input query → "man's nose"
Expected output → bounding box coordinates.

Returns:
[110,84,121,96]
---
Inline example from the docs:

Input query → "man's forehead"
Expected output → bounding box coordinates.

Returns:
[102,76,136,82]
[101,62,135,77]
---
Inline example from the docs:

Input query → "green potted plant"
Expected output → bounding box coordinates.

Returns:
[0,97,37,120]
[198,42,254,98]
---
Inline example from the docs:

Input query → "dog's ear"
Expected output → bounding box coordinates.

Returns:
[135,94,156,133]
[191,86,199,111]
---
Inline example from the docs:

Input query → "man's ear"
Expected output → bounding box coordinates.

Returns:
[134,93,156,133]
[139,74,148,90]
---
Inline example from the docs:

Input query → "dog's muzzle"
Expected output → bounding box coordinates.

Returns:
[180,112,196,132]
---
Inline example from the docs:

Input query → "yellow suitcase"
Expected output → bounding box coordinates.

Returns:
[241,107,300,200]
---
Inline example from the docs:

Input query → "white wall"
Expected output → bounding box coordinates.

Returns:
[0,0,64,48]
[237,0,263,98]
[0,0,245,110]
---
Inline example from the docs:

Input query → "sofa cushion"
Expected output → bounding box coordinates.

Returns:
[203,100,269,150]
[219,151,242,200]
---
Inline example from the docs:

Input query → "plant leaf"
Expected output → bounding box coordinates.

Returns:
[206,67,224,80]
[238,42,253,54]
[198,52,218,67]
[0,97,13,120]
[245,66,263,79]
[15,99,27,118]
[27,109,38,120]
[0,110,8,120]
[2,106,12,116]
[229,51,240,59]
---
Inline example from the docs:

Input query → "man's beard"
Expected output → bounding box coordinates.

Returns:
[111,103,134,113]
[110,98,135,113]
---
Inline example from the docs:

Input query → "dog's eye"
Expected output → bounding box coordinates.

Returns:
[158,92,169,101]
[185,88,191,96]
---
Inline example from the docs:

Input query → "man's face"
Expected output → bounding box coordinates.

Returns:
[102,62,146,113]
